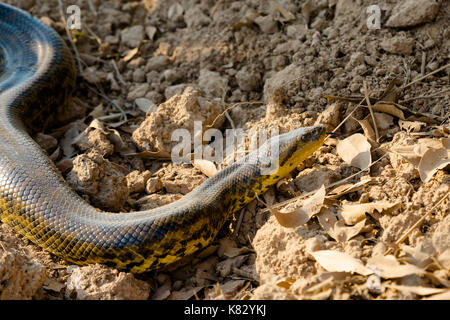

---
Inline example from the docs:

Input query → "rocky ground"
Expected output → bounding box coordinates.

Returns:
[0,0,449,300]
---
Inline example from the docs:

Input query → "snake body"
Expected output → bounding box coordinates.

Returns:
[0,3,326,273]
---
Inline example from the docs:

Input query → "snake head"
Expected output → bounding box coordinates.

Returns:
[260,125,326,177]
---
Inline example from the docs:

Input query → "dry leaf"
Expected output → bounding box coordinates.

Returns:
[60,123,82,158]
[304,288,333,300]
[340,201,400,225]
[271,0,296,21]
[310,250,373,276]
[124,150,171,159]
[135,97,156,114]
[371,103,405,120]
[373,112,393,130]
[193,159,218,177]
[273,185,326,228]
[418,146,450,183]
[220,280,247,298]
[168,286,203,300]
[390,145,422,167]
[332,219,366,243]
[399,120,426,132]
[88,103,105,118]
[317,207,366,243]
[436,248,450,270]
[152,281,171,300]
[385,284,448,296]
[145,26,157,40]
[43,279,65,292]
[336,134,372,170]
[414,138,445,156]
[367,255,424,278]
[356,117,376,144]
[218,238,252,258]
[123,47,139,62]
[425,289,450,300]
[400,244,433,268]
[276,278,296,290]
[327,178,372,199]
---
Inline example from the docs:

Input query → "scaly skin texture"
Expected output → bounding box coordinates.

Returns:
[0,3,326,273]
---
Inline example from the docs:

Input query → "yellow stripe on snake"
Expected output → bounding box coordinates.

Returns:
[0,3,326,273]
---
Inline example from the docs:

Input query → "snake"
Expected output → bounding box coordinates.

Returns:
[0,3,326,273]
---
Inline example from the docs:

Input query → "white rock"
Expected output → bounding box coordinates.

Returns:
[386,0,441,27]
[198,69,228,98]
[254,15,278,34]
[168,3,184,22]
[235,67,261,92]
[380,37,414,55]
[120,25,144,48]
[184,7,211,28]
[145,56,170,72]
[127,83,150,101]
[65,265,150,300]
[135,97,155,114]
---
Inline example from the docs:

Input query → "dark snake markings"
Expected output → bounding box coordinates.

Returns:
[0,3,326,273]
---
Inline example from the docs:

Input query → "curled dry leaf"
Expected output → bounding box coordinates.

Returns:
[399,120,426,133]
[385,284,448,297]
[327,178,373,199]
[336,134,372,170]
[371,103,405,120]
[418,140,450,183]
[135,97,156,114]
[425,289,450,300]
[218,238,253,258]
[124,150,171,159]
[390,145,422,167]
[193,159,218,177]
[340,201,401,225]
[317,207,366,243]
[373,112,393,130]
[167,286,203,300]
[60,123,82,158]
[392,137,450,183]
[310,250,373,276]
[152,276,171,300]
[220,280,248,299]
[88,103,105,118]
[367,255,424,279]
[356,117,376,145]
[272,185,326,228]
[270,0,296,21]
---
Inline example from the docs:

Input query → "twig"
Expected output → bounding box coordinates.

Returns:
[363,81,379,142]
[323,97,366,145]
[421,51,426,76]
[260,152,389,214]
[87,86,127,121]
[110,59,126,86]
[399,88,450,103]
[207,101,264,129]
[400,63,450,91]
[83,23,102,45]
[86,0,98,16]
[210,0,224,17]
[233,208,246,237]
[384,191,450,256]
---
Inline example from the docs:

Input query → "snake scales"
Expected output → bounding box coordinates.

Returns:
[0,3,326,273]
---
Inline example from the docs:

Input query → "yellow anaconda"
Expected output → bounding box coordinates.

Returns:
[0,3,326,273]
